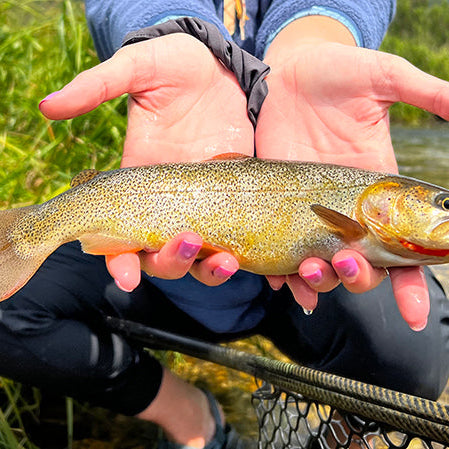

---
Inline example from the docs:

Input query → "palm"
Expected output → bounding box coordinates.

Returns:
[120,35,254,167]
[256,43,401,172]
[40,34,254,166]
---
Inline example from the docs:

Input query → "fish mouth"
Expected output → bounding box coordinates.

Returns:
[430,219,449,239]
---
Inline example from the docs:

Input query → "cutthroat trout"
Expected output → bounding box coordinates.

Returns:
[1,156,449,300]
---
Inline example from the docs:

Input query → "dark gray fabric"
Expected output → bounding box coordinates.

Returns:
[122,17,270,127]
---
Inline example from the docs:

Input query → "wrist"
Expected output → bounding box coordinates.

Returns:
[264,15,357,66]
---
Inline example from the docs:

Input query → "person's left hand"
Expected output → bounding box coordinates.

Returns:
[256,29,449,330]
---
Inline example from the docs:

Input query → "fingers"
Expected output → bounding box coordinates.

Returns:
[299,258,339,292]
[331,250,389,293]
[266,275,287,291]
[140,232,239,286]
[139,232,203,279]
[389,266,430,332]
[375,51,449,119]
[297,252,387,296]
[106,252,142,292]
[266,272,320,314]
[274,251,389,316]
[292,250,429,331]
[38,47,139,120]
[189,252,239,287]
[107,233,239,293]
[286,274,318,314]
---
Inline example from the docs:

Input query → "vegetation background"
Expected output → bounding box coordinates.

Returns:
[1,0,449,447]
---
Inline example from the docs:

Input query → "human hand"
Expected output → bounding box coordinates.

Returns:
[256,17,449,329]
[39,34,251,290]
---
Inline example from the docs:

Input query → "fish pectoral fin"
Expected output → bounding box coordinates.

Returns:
[71,169,101,188]
[311,204,367,241]
[79,233,143,256]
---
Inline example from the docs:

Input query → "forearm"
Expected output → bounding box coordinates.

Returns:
[84,0,231,61]
[256,0,396,59]
[264,15,356,66]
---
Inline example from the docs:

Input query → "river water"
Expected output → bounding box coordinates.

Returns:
[391,125,449,293]
[392,125,449,189]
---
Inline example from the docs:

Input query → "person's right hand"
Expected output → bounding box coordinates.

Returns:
[39,33,253,291]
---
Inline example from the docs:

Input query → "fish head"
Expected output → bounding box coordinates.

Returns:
[356,177,449,263]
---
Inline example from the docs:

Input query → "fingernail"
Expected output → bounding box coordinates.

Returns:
[178,240,201,259]
[115,279,134,293]
[39,90,61,108]
[334,257,359,280]
[301,268,323,285]
[302,307,314,316]
[410,319,428,332]
[213,266,237,279]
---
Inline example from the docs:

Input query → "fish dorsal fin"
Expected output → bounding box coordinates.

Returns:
[311,204,367,241]
[207,153,251,161]
[71,169,101,188]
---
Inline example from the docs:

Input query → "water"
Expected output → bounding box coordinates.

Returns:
[391,125,449,293]
[392,125,449,188]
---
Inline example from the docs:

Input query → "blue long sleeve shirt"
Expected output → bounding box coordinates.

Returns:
[86,0,396,61]
[83,0,396,333]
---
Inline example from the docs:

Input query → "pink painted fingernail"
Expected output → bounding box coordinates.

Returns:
[178,240,201,259]
[334,257,359,279]
[301,268,323,285]
[213,266,237,279]
[39,90,61,108]
[115,279,135,293]
[410,319,428,332]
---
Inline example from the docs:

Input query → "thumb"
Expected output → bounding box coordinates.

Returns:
[375,51,449,120]
[39,49,137,120]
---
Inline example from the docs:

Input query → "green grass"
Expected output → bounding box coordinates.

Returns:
[381,0,449,125]
[0,1,126,447]
[0,0,126,209]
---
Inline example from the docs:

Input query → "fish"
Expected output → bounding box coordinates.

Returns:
[0,155,449,301]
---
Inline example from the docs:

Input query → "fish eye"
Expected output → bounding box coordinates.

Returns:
[435,194,449,211]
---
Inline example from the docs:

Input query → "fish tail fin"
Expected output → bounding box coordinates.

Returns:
[0,205,47,301]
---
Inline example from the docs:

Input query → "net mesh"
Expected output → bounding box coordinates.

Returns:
[251,381,447,449]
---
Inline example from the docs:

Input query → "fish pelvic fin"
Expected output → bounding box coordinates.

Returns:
[79,233,144,255]
[0,205,48,301]
[311,204,367,241]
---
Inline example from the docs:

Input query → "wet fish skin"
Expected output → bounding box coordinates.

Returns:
[1,157,449,301]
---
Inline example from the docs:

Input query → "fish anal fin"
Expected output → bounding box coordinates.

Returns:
[311,204,367,241]
[207,153,251,161]
[197,242,228,259]
[71,169,101,188]
[79,233,143,256]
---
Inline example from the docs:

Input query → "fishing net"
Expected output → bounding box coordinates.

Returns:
[251,381,447,449]
[105,317,449,449]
